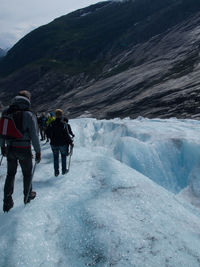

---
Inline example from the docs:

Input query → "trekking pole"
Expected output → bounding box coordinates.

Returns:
[24,162,37,204]
[67,145,73,172]
[0,155,3,166]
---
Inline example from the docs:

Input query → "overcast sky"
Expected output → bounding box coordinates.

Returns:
[0,0,108,49]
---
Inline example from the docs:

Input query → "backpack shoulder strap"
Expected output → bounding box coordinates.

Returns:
[12,111,24,133]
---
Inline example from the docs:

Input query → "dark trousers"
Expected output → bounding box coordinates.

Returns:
[51,145,67,173]
[4,147,33,201]
[40,126,46,140]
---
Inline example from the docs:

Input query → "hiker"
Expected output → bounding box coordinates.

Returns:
[0,90,41,212]
[46,112,55,143]
[63,117,75,155]
[46,112,55,126]
[38,113,47,141]
[46,109,73,176]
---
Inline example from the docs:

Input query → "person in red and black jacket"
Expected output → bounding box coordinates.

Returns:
[0,90,41,212]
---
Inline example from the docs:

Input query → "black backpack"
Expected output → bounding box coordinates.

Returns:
[46,119,71,145]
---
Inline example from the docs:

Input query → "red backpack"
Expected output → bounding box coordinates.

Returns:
[0,107,23,140]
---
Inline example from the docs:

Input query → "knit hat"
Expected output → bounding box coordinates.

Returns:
[18,90,31,100]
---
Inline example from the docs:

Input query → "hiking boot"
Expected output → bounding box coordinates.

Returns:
[24,191,36,204]
[3,198,14,213]
[62,169,68,175]
[55,171,59,177]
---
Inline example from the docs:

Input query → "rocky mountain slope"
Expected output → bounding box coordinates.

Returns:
[0,0,200,119]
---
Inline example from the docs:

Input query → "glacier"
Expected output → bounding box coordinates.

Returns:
[1,117,200,266]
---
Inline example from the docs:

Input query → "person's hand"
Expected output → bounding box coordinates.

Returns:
[1,146,6,156]
[35,152,41,163]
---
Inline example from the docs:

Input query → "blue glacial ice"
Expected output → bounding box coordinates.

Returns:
[1,117,200,266]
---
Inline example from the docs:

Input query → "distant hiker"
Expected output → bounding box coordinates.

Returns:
[45,112,55,142]
[63,117,75,155]
[46,112,55,126]
[0,90,41,212]
[38,113,47,141]
[46,109,73,176]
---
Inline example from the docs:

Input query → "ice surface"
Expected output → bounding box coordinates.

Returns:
[1,118,200,266]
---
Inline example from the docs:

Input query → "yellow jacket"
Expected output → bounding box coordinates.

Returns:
[46,116,55,126]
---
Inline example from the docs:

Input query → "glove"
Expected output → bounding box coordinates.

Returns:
[1,146,6,156]
[35,152,41,163]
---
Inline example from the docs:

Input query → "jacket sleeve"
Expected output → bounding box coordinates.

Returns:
[25,112,41,153]
[68,124,74,137]
[0,108,7,147]
[64,125,73,145]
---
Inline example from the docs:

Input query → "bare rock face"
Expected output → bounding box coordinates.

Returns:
[0,0,200,119]
[34,14,200,119]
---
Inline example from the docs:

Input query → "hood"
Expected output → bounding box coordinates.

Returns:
[11,96,31,110]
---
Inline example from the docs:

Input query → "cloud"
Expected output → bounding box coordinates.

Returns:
[0,19,37,49]
[0,32,17,49]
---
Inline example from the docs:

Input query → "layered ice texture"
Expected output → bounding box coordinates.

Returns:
[1,117,200,266]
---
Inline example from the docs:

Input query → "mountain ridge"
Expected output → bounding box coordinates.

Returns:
[0,0,200,119]
[0,48,6,58]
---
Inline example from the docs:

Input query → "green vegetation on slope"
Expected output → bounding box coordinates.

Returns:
[0,0,200,77]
